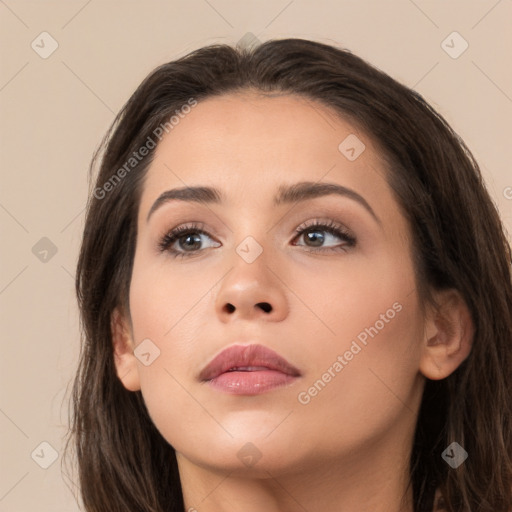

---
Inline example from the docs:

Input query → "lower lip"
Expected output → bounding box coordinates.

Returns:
[206,370,299,395]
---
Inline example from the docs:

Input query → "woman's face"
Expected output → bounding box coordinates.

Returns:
[117,92,429,476]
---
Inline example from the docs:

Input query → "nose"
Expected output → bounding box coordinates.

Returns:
[215,252,289,323]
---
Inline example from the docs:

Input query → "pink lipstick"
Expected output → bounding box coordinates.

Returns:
[199,344,301,395]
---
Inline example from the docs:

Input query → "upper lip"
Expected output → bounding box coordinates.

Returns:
[199,344,301,381]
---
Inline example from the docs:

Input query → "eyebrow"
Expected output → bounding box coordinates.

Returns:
[146,181,381,225]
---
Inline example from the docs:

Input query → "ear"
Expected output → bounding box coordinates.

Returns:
[111,306,141,391]
[419,289,474,380]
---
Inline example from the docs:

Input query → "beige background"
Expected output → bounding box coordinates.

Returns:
[1,1,511,510]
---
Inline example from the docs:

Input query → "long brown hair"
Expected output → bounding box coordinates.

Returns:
[64,38,512,512]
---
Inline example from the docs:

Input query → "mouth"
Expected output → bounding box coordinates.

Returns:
[199,344,301,395]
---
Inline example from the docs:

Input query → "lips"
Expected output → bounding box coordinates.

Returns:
[200,344,301,380]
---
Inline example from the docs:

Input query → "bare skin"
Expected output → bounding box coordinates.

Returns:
[111,92,473,512]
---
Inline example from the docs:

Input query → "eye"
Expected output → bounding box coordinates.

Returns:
[292,219,356,252]
[158,219,356,259]
[157,222,220,259]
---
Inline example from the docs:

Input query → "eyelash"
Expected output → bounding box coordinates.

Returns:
[157,219,357,259]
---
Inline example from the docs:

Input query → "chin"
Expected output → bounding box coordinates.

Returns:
[173,428,306,474]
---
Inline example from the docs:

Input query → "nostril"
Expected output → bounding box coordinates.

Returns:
[258,302,272,313]
[224,303,236,313]
[223,302,272,313]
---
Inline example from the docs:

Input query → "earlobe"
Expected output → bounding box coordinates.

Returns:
[111,306,141,392]
[419,289,474,380]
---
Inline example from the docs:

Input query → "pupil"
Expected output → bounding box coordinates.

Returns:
[183,233,200,250]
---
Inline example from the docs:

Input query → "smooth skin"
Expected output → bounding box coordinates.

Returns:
[111,92,473,512]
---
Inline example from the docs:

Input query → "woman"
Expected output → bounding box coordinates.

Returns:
[65,38,512,512]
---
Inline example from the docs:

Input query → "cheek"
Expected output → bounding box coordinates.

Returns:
[294,296,424,453]
[292,255,423,419]
[126,255,222,448]
[290,249,417,352]
[128,253,217,349]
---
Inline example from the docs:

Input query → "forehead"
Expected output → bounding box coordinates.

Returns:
[154,92,359,159]
[138,92,392,216]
